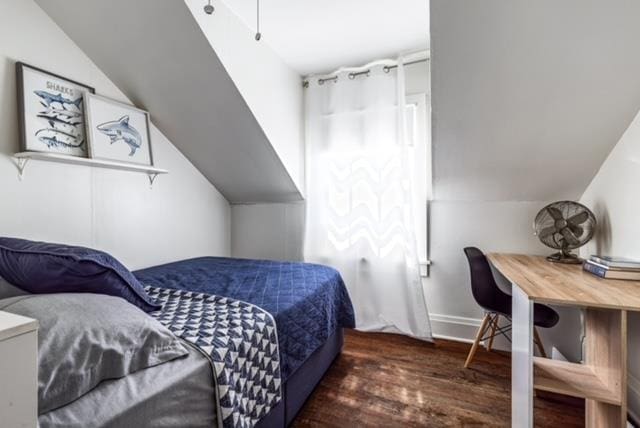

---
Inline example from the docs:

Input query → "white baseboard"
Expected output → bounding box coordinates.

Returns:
[430,313,482,343]
[429,313,511,351]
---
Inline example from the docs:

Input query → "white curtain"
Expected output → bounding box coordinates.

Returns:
[304,59,432,340]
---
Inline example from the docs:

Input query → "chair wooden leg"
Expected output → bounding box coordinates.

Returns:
[533,327,547,358]
[486,314,499,352]
[464,313,492,368]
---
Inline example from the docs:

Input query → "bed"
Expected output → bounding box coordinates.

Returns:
[134,257,356,426]
[0,249,355,428]
[38,342,218,428]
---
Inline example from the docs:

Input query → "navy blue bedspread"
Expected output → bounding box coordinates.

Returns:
[134,257,355,380]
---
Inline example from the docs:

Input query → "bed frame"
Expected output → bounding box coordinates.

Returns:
[256,329,344,427]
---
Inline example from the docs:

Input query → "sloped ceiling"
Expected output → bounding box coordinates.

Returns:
[431,0,640,202]
[35,0,302,203]
[220,0,430,75]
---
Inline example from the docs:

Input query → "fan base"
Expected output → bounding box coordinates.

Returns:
[546,252,582,264]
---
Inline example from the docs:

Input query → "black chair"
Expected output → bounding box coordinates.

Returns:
[463,247,559,368]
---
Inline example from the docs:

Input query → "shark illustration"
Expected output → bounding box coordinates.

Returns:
[40,107,82,119]
[38,135,85,151]
[96,115,142,156]
[36,128,80,140]
[34,90,83,110]
[37,114,82,128]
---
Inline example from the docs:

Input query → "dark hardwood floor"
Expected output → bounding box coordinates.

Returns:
[293,329,584,427]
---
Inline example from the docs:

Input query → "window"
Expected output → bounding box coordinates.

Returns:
[406,93,432,276]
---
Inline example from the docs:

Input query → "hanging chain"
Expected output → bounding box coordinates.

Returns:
[255,0,262,41]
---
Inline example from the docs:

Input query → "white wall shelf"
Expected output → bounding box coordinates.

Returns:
[13,151,169,186]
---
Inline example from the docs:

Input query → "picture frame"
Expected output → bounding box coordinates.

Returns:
[84,93,154,167]
[16,62,95,157]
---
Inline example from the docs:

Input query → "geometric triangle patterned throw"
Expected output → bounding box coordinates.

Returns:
[145,285,282,428]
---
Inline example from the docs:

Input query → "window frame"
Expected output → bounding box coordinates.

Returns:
[406,93,432,277]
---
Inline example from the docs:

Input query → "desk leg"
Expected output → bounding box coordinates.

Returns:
[512,284,533,428]
[585,309,627,428]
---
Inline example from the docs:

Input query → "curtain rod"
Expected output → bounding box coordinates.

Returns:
[303,57,429,88]
[383,58,429,72]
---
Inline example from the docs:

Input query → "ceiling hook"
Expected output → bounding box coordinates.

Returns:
[204,0,214,15]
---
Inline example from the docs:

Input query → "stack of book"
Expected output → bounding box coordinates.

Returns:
[583,255,640,280]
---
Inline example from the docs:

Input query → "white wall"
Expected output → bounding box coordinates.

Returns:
[0,0,230,270]
[186,0,305,195]
[405,60,429,96]
[404,57,579,353]
[231,203,304,261]
[186,0,307,254]
[431,0,640,203]
[581,107,640,421]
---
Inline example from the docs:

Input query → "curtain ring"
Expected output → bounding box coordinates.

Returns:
[348,73,356,80]
[383,66,391,73]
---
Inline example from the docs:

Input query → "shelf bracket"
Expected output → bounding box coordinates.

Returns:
[148,173,159,188]
[14,157,29,180]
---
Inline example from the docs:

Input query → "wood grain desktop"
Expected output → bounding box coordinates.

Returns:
[488,253,640,311]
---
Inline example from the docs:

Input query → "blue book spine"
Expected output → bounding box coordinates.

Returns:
[583,261,607,278]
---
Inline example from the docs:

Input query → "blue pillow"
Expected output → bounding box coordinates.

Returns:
[0,237,160,312]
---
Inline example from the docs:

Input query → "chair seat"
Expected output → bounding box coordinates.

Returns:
[533,303,559,329]
[488,301,559,329]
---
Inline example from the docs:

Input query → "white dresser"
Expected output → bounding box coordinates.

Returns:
[0,311,38,428]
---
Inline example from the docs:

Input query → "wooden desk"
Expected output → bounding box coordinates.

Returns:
[488,253,640,428]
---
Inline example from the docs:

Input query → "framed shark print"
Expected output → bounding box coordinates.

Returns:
[16,62,95,157]
[84,94,153,166]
